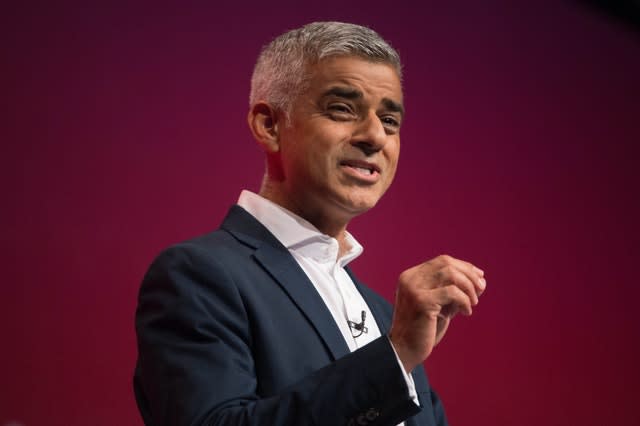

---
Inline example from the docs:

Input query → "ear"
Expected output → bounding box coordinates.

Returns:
[247,101,281,153]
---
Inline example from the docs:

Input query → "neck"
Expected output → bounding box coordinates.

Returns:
[259,178,353,257]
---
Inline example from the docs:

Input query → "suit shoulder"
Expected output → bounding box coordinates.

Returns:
[140,228,251,290]
[152,228,247,264]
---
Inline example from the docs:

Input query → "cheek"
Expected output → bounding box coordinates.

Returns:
[387,143,401,170]
[289,138,333,182]
[304,130,344,167]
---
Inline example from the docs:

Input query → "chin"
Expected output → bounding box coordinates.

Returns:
[340,196,381,216]
[327,185,388,218]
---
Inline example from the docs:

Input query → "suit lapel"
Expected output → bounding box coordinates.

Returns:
[252,245,351,360]
[221,206,350,361]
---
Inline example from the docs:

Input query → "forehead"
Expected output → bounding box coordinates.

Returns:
[304,56,403,102]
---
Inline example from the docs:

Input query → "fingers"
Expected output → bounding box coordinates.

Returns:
[391,254,487,369]
[430,254,487,299]
[440,265,479,306]
[397,254,487,314]
[423,285,472,317]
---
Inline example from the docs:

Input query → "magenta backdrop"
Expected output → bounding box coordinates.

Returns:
[3,1,640,425]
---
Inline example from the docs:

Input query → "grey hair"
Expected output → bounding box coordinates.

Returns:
[249,21,402,118]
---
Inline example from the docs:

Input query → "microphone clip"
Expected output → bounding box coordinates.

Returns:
[347,310,368,338]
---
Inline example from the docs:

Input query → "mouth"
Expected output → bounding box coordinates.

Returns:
[351,166,375,175]
[340,160,381,181]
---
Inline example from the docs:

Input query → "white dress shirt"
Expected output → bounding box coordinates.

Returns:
[237,190,418,417]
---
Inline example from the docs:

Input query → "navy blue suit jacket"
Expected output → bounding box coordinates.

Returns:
[134,205,448,426]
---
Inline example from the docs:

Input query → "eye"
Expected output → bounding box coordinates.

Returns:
[380,115,401,133]
[381,116,399,126]
[327,103,356,119]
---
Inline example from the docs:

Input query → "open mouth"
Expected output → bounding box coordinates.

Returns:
[351,166,375,175]
[340,160,381,180]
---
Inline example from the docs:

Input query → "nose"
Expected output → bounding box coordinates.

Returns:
[351,110,387,156]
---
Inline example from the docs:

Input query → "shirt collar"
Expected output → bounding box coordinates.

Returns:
[237,190,363,265]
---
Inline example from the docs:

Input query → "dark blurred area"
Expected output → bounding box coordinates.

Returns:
[580,0,640,32]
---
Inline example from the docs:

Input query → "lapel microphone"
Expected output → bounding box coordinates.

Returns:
[347,310,368,338]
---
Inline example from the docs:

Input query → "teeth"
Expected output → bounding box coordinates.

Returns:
[354,167,373,175]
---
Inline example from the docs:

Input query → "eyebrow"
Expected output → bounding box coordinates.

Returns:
[321,86,405,117]
[382,98,405,117]
[322,86,363,100]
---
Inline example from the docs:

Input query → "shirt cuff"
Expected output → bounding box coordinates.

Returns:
[387,336,419,406]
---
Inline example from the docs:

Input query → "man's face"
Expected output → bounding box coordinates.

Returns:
[273,56,403,227]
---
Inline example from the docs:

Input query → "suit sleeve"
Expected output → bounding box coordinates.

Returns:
[134,244,421,426]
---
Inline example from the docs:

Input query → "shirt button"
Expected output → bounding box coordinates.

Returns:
[366,408,380,420]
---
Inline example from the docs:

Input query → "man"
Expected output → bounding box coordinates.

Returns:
[134,22,486,426]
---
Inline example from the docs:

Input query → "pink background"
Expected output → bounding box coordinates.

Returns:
[2,1,639,425]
